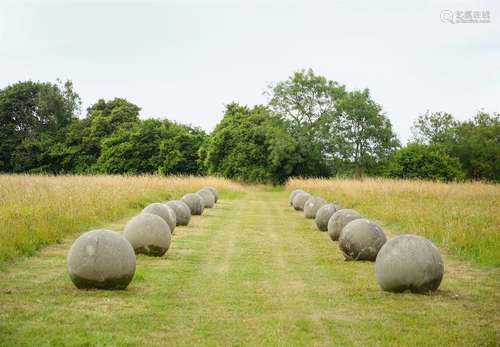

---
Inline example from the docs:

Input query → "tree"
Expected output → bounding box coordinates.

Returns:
[386,143,464,181]
[411,111,458,145]
[327,89,400,178]
[0,80,80,171]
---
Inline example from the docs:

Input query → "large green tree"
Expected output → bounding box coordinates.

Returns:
[411,111,458,145]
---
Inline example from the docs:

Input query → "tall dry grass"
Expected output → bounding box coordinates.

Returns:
[288,178,500,266]
[0,174,245,265]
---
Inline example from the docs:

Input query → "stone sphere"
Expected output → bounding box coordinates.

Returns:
[143,203,176,234]
[166,200,191,226]
[327,209,362,241]
[197,188,215,208]
[315,203,342,231]
[339,219,387,261]
[182,193,205,215]
[124,213,171,257]
[204,186,219,203]
[375,235,444,293]
[289,189,305,206]
[292,192,311,211]
[67,229,136,290]
[304,196,327,219]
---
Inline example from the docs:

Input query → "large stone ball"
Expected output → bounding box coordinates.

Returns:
[339,219,387,261]
[124,213,171,257]
[182,193,205,215]
[304,196,327,219]
[143,203,176,234]
[327,209,362,241]
[197,188,215,208]
[315,203,342,231]
[292,192,311,211]
[67,229,136,290]
[289,189,305,206]
[165,200,191,226]
[204,186,219,203]
[375,235,444,293]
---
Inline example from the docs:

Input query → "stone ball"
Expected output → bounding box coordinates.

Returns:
[204,186,219,203]
[292,192,311,211]
[143,203,176,234]
[124,213,171,257]
[315,203,342,231]
[339,219,387,261]
[289,189,305,206]
[304,196,327,219]
[166,200,191,226]
[182,193,205,215]
[375,235,444,293]
[67,229,136,290]
[327,209,362,241]
[197,188,215,208]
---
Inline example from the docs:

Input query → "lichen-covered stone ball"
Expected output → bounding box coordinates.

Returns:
[204,186,219,203]
[197,188,215,208]
[289,189,305,206]
[143,203,176,234]
[327,209,362,241]
[339,219,387,261]
[124,213,171,256]
[375,235,444,293]
[166,200,191,226]
[182,193,205,215]
[315,203,342,231]
[304,196,327,219]
[67,229,136,290]
[292,192,311,211]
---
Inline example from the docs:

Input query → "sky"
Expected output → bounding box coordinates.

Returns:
[1,0,499,143]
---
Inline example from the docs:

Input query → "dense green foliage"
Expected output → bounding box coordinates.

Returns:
[0,72,497,182]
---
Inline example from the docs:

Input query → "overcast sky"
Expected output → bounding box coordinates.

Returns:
[1,0,498,143]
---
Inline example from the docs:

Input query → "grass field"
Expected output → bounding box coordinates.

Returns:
[0,174,244,267]
[0,179,499,346]
[288,178,500,267]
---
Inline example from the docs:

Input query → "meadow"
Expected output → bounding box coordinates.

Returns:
[0,175,499,345]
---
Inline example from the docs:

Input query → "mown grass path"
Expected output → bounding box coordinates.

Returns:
[0,189,499,346]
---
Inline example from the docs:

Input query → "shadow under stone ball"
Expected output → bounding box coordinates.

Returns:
[375,235,444,293]
[143,203,176,234]
[289,189,305,206]
[315,203,341,231]
[339,219,387,261]
[67,229,136,290]
[197,188,215,208]
[204,186,219,203]
[166,200,191,226]
[327,209,362,241]
[182,193,204,215]
[124,213,171,257]
[304,196,327,219]
[292,192,311,211]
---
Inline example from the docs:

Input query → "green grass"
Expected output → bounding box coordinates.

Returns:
[0,189,499,346]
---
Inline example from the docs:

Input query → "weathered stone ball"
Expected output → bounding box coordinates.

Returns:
[124,213,171,256]
[197,188,215,208]
[67,229,136,290]
[143,203,176,234]
[327,209,362,241]
[304,196,327,219]
[292,192,311,211]
[339,219,387,261]
[289,189,305,206]
[315,203,342,231]
[166,200,191,226]
[204,186,219,203]
[182,193,205,215]
[375,235,444,293]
